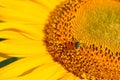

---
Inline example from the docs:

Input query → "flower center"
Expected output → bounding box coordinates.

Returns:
[44,0,120,79]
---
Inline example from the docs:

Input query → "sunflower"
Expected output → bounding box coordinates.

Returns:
[0,0,120,80]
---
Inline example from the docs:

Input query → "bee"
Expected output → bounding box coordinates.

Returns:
[65,40,80,50]
[75,41,80,49]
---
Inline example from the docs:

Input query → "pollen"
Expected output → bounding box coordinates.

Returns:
[44,0,120,79]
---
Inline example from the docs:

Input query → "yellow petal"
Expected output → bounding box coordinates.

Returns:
[0,30,33,41]
[48,66,67,80]
[0,22,44,40]
[2,62,62,80]
[0,54,53,80]
[0,53,10,62]
[0,57,6,62]
[0,38,48,57]
[26,62,62,80]
[0,21,47,57]
[61,72,76,80]
[0,0,49,24]
[75,77,81,80]
[31,0,65,10]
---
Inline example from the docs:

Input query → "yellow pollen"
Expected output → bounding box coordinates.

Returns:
[44,0,120,79]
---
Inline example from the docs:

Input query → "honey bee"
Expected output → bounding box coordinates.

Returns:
[75,41,80,49]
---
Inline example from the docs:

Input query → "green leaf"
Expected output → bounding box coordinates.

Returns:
[0,57,20,68]
[0,38,7,41]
